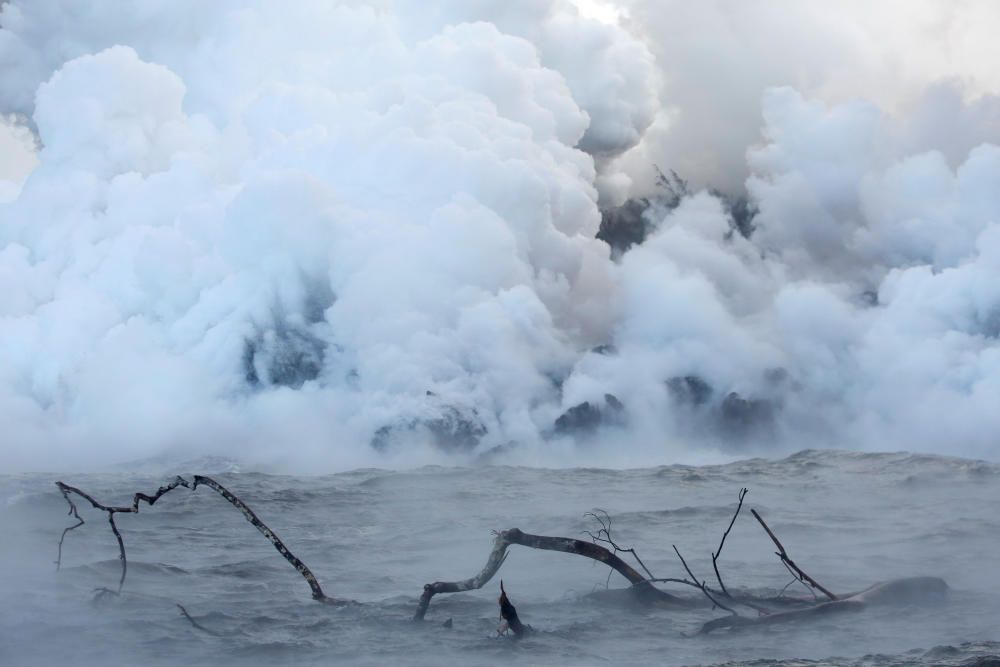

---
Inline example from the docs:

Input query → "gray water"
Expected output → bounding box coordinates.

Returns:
[1,449,999,666]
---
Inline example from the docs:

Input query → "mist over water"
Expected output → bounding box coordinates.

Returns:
[3,1,1000,470]
[2,451,999,666]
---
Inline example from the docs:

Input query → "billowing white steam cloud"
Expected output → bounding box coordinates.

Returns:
[1,0,998,471]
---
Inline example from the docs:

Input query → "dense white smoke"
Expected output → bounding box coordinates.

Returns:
[1,0,998,471]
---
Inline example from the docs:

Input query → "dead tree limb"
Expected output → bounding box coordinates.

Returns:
[750,509,837,601]
[55,476,350,605]
[414,530,510,621]
[414,527,688,620]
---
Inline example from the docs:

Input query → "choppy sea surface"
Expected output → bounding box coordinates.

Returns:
[1,449,999,666]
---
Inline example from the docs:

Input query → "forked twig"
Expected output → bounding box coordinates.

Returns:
[672,545,736,615]
[712,488,747,596]
[584,509,656,582]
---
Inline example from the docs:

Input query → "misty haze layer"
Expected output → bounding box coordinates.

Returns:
[2,0,1000,470]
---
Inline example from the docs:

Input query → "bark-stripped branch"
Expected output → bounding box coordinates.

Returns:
[189,475,347,604]
[750,508,837,601]
[414,527,688,620]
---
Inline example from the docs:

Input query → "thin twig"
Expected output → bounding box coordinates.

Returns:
[177,604,223,637]
[584,509,656,581]
[750,509,837,601]
[712,488,747,596]
[672,545,737,615]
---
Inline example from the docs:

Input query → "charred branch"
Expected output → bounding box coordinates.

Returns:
[498,580,529,637]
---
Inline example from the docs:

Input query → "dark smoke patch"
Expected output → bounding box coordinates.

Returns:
[667,375,714,407]
[242,285,334,389]
[242,325,326,389]
[598,167,689,256]
[666,374,778,444]
[371,404,487,452]
[718,392,775,439]
[554,393,626,436]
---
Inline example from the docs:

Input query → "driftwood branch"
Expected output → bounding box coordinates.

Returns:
[54,476,350,605]
[414,527,688,620]
[750,508,837,601]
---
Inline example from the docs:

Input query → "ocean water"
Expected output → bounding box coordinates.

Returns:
[1,449,998,666]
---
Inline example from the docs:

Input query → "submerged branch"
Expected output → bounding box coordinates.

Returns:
[697,576,947,634]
